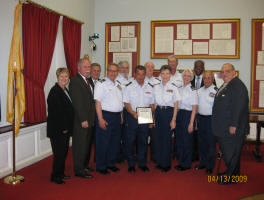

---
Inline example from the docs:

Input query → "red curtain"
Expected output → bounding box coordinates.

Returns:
[22,4,60,123]
[63,17,81,78]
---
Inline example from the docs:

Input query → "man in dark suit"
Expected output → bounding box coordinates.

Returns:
[212,63,249,185]
[191,60,205,161]
[191,60,205,89]
[87,63,101,166]
[88,63,101,88]
[69,58,96,178]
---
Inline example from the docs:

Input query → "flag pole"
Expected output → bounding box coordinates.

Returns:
[4,71,24,185]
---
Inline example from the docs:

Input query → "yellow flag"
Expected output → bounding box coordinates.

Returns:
[6,3,25,136]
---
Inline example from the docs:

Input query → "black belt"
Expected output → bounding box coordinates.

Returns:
[157,105,173,110]
[198,114,212,118]
[102,110,121,115]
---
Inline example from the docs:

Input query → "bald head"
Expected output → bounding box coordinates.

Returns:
[145,61,155,78]
[221,63,236,83]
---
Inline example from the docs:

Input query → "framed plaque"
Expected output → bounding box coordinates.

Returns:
[136,107,153,124]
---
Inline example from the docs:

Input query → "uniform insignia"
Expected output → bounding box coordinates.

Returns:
[117,84,122,91]
[155,77,161,81]
[214,86,218,91]
[148,82,154,87]
[166,89,173,93]
[125,82,132,86]
[116,80,121,84]
[99,79,106,83]
[209,92,216,97]
[145,91,151,94]
[221,94,225,97]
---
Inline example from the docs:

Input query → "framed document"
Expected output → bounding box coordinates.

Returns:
[136,107,153,124]
[250,19,264,112]
[105,21,141,77]
[151,18,240,59]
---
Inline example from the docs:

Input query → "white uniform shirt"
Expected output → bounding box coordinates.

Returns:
[145,76,160,86]
[154,81,181,107]
[94,77,123,112]
[170,71,183,88]
[116,74,134,90]
[197,84,217,115]
[178,83,198,111]
[123,80,154,112]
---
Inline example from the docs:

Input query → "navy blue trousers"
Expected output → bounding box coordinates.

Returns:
[197,115,216,170]
[154,107,173,168]
[95,111,121,170]
[176,110,193,168]
[125,113,149,167]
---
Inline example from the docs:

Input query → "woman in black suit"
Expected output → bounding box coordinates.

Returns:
[47,68,74,184]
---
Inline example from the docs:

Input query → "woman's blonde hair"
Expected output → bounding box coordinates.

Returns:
[56,67,70,78]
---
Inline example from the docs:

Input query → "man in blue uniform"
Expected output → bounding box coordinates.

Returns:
[94,63,123,175]
[123,65,155,173]
[195,71,217,174]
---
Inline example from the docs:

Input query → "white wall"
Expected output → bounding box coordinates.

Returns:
[94,0,264,90]
[0,0,95,127]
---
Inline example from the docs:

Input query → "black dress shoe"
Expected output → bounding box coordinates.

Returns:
[96,169,110,175]
[107,166,120,172]
[161,166,171,172]
[51,177,65,184]
[128,166,136,173]
[61,174,71,179]
[194,165,206,170]
[75,173,93,179]
[206,169,213,174]
[175,165,190,171]
[85,167,94,172]
[155,165,162,170]
[139,166,150,172]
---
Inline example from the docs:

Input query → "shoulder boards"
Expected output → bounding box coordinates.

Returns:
[99,79,105,83]
[153,83,160,86]
[125,82,132,87]
[98,78,101,81]
[171,83,178,88]
[191,86,197,91]
[155,77,161,81]
[214,86,218,91]
[148,82,154,87]
[116,80,121,84]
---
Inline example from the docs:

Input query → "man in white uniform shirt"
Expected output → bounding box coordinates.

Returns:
[116,61,134,163]
[167,55,183,160]
[144,61,160,162]
[167,55,183,87]
[94,63,123,175]
[195,71,217,174]
[123,65,155,173]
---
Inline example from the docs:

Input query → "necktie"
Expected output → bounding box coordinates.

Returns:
[86,78,93,94]
[217,83,227,96]
[196,76,201,89]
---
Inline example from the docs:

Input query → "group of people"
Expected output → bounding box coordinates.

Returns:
[46,55,249,185]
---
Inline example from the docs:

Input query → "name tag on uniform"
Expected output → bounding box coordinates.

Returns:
[145,91,151,94]
[137,107,153,124]
[209,92,216,97]
[166,89,173,93]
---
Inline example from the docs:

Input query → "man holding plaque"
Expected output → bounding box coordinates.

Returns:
[123,65,155,173]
